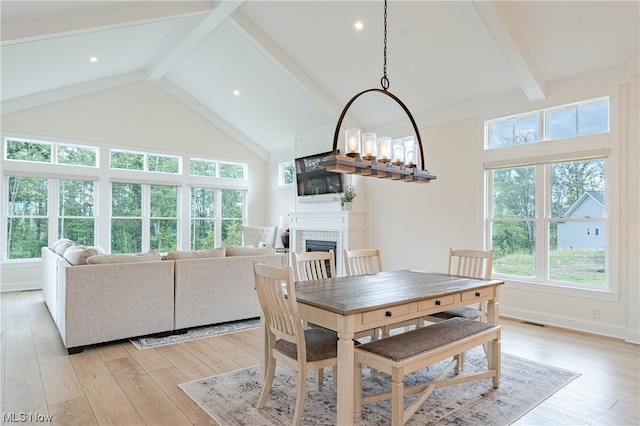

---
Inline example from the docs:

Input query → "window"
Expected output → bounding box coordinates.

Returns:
[485,99,610,290]
[190,158,247,180]
[111,182,142,253]
[190,187,245,249]
[59,179,95,245]
[487,98,608,149]
[57,144,97,166]
[111,182,179,254]
[5,138,97,167]
[278,161,295,186]
[150,185,178,251]
[6,177,48,259]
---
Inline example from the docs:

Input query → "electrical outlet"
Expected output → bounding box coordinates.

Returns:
[590,307,600,319]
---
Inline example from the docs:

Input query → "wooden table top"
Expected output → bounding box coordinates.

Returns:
[294,270,504,316]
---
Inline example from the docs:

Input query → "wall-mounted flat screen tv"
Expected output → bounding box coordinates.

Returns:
[295,151,343,197]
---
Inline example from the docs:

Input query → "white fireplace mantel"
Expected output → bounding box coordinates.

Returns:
[289,211,366,276]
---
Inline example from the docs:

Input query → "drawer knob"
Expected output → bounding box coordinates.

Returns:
[385,311,392,317]
[435,300,441,306]
[475,291,481,297]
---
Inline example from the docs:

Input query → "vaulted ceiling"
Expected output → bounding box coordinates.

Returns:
[2,1,638,159]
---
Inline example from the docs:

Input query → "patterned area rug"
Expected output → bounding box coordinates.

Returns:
[179,348,579,426]
[129,318,260,349]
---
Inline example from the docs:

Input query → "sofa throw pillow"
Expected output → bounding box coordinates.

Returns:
[63,245,106,266]
[53,240,75,255]
[225,245,274,256]
[86,251,161,265]
[50,238,74,250]
[164,247,226,260]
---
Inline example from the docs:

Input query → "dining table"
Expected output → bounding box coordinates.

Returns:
[260,269,505,426]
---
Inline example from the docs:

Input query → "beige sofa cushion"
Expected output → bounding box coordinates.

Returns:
[225,245,274,256]
[164,247,225,260]
[86,251,161,264]
[63,245,106,266]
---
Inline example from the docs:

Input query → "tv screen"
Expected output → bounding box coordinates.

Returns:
[295,151,343,197]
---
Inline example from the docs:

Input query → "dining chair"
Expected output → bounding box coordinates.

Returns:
[424,248,494,323]
[253,261,338,425]
[343,248,420,338]
[291,250,336,281]
[292,250,376,343]
[421,248,494,369]
[242,225,278,247]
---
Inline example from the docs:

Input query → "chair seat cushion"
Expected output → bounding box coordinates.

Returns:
[275,327,338,362]
[430,306,482,320]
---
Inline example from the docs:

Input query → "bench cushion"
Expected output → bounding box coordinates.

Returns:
[357,317,498,362]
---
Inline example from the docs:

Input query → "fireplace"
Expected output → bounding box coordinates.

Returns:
[289,211,366,276]
[305,240,338,277]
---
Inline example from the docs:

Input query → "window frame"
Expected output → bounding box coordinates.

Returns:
[483,98,618,301]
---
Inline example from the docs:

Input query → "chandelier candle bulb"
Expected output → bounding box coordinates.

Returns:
[392,141,404,166]
[362,133,377,160]
[405,142,417,168]
[377,136,391,163]
[345,128,361,157]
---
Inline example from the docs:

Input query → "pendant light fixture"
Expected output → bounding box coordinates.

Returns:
[323,0,437,183]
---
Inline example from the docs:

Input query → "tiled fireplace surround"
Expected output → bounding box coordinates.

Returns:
[289,211,366,276]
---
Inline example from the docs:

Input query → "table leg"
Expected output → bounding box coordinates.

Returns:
[336,329,355,426]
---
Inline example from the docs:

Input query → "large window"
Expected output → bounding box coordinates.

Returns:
[2,137,249,261]
[485,98,610,290]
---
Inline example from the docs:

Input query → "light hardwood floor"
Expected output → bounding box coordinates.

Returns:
[1,290,638,425]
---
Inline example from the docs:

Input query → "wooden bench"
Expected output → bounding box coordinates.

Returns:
[354,317,501,426]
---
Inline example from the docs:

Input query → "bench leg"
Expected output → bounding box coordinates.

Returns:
[391,370,404,426]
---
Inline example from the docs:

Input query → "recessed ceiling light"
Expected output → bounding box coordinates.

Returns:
[89,56,98,63]
[354,21,364,31]
[233,90,240,96]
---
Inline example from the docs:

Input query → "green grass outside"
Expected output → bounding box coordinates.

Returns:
[493,249,605,286]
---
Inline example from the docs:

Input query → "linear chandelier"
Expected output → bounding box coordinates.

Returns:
[323,0,437,183]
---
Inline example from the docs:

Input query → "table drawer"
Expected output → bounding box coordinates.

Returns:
[417,294,456,312]
[461,287,494,302]
[362,304,411,325]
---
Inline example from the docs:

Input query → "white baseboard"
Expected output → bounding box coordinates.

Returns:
[500,306,639,344]
[0,281,42,293]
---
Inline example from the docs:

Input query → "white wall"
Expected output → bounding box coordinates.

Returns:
[1,82,270,289]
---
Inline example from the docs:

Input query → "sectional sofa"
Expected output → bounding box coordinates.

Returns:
[42,240,285,354]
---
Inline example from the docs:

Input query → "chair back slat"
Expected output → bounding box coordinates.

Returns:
[253,262,304,350]
[292,250,336,281]
[448,248,494,280]
[344,248,383,276]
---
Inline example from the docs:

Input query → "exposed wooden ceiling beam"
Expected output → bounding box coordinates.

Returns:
[145,1,243,82]
[472,0,546,102]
